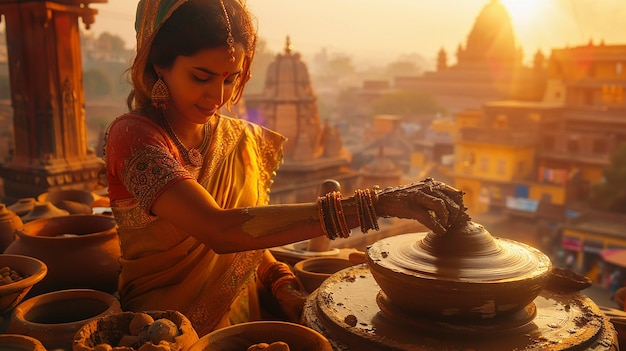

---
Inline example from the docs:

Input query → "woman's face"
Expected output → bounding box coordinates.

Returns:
[157,44,245,124]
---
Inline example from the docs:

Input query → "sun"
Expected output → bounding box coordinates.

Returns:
[499,0,551,53]
[500,0,547,28]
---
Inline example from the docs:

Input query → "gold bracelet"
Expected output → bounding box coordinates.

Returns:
[354,189,365,233]
[317,196,331,239]
[270,275,300,297]
[364,188,379,231]
[258,261,294,289]
[326,192,340,240]
[333,192,350,238]
[354,188,380,233]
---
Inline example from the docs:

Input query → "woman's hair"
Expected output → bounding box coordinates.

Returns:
[127,0,257,112]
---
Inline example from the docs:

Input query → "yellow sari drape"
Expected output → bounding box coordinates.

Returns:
[107,113,285,336]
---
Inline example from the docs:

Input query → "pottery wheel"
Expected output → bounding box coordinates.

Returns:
[302,265,618,351]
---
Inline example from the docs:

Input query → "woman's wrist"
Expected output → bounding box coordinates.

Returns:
[258,261,299,297]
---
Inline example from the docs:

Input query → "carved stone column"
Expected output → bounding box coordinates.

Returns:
[0,0,107,199]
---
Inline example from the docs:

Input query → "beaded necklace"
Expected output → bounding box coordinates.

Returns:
[161,114,211,167]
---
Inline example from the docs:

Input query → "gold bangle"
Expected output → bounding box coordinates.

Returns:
[355,189,367,233]
[333,192,350,238]
[326,192,340,239]
[317,196,331,239]
[258,261,294,289]
[364,188,379,231]
[354,188,380,233]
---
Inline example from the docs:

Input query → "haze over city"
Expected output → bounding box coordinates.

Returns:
[90,0,626,66]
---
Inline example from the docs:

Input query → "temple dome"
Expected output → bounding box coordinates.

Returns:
[263,36,315,102]
[360,146,403,189]
[462,0,518,62]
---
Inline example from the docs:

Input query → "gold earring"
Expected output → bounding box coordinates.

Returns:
[151,76,169,110]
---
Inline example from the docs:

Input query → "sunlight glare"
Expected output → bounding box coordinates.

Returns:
[500,0,546,27]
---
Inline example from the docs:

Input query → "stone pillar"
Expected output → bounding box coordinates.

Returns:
[0,0,107,200]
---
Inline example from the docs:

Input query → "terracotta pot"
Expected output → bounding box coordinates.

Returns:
[294,257,355,293]
[38,190,96,215]
[4,214,120,296]
[189,321,333,351]
[21,202,69,223]
[37,189,95,207]
[0,334,48,351]
[90,191,111,209]
[367,222,552,321]
[0,204,23,252]
[6,289,121,351]
[7,198,36,217]
[0,254,48,315]
[73,310,199,351]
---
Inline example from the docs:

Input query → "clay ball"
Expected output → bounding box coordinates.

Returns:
[130,312,155,335]
[148,319,179,344]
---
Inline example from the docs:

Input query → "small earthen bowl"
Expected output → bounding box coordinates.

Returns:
[294,257,356,293]
[0,254,48,315]
[7,289,122,351]
[189,321,333,351]
[0,334,47,351]
[37,189,95,207]
[73,310,199,351]
[367,225,552,321]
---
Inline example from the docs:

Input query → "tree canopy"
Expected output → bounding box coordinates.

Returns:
[83,69,112,98]
[590,142,626,213]
[370,90,446,119]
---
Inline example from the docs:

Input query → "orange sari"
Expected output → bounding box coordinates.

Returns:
[105,112,285,336]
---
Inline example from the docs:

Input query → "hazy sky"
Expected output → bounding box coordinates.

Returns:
[89,0,626,65]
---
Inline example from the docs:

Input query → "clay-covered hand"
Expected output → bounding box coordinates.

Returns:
[273,281,308,323]
[375,178,469,235]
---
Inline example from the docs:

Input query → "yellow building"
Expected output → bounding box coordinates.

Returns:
[539,43,626,208]
[451,43,626,219]
[452,102,563,215]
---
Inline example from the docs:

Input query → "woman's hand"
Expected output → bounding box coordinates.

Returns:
[257,254,308,323]
[273,281,308,323]
[375,178,469,235]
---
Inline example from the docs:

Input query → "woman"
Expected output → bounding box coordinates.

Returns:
[104,0,465,336]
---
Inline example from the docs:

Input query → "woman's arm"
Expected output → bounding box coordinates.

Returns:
[151,177,465,254]
[151,179,354,253]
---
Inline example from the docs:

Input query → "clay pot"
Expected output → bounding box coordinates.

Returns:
[21,202,69,223]
[6,289,121,351]
[0,254,48,315]
[37,189,95,207]
[367,221,552,321]
[38,189,95,215]
[294,257,356,293]
[0,204,23,252]
[0,334,48,351]
[91,190,111,209]
[73,310,199,351]
[189,321,333,351]
[7,198,36,217]
[4,214,120,296]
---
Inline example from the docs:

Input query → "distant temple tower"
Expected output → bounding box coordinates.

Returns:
[245,37,359,203]
[395,0,546,112]
[0,0,105,199]
[359,146,403,189]
[459,0,518,64]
